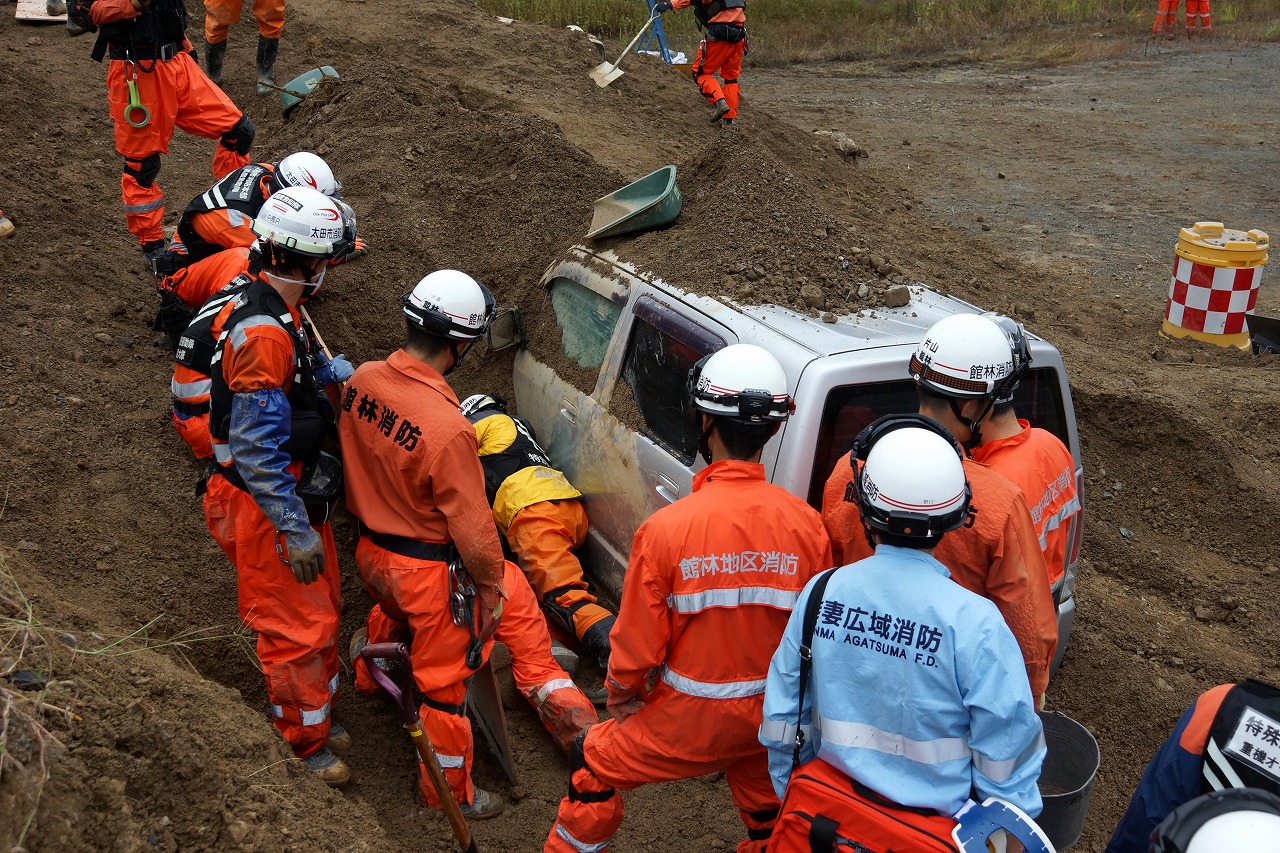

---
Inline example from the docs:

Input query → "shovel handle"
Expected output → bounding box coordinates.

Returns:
[359,642,415,719]
[609,14,658,68]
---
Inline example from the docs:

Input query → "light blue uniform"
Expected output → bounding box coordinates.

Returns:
[759,544,1045,817]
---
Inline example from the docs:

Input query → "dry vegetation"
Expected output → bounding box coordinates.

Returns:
[479,0,1280,64]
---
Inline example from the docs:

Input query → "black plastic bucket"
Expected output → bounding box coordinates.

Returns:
[1036,711,1101,850]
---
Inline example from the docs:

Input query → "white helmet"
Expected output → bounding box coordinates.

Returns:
[983,312,1033,404]
[910,314,1016,400]
[687,344,792,423]
[460,394,506,419]
[271,152,341,197]
[402,269,496,341]
[1153,788,1280,853]
[252,186,348,259]
[851,415,971,540]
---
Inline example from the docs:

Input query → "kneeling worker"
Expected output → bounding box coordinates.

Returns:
[459,393,616,669]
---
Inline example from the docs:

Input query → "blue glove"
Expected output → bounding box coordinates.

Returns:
[654,2,673,13]
[314,353,354,386]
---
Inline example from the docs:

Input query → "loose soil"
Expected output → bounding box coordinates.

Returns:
[1,1,1277,849]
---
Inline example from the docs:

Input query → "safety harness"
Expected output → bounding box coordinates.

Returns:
[75,0,188,64]
[177,164,274,263]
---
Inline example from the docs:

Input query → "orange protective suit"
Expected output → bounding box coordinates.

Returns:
[1183,0,1212,34]
[339,351,593,807]
[671,0,746,120]
[205,0,285,43]
[823,453,1057,699]
[94,0,250,246]
[507,500,613,638]
[970,420,1080,587]
[202,284,340,758]
[546,460,833,853]
[165,247,253,459]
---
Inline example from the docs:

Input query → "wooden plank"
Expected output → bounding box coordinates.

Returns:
[16,0,68,23]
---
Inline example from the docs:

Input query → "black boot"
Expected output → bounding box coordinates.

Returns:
[579,616,615,672]
[205,39,227,86]
[255,36,279,95]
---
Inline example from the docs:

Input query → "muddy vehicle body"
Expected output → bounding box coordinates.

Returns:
[491,245,1085,670]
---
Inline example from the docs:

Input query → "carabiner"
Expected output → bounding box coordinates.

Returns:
[123,60,150,129]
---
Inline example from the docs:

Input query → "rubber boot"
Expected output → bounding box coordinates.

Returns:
[255,36,279,95]
[710,98,730,123]
[205,39,227,86]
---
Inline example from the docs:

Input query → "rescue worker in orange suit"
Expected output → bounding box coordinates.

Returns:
[69,0,254,268]
[458,393,617,670]
[1106,679,1280,853]
[822,317,1057,704]
[203,0,286,94]
[202,186,356,785]
[340,270,596,820]
[960,315,1081,590]
[169,152,364,269]
[546,344,833,853]
[1152,0,1211,37]
[653,0,746,126]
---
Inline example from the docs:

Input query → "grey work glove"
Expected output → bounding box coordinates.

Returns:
[279,528,325,585]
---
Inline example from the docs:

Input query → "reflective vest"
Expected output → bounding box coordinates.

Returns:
[86,0,188,62]
[1202,679,1280,794]
[172,274,252,417]
[177,164,274,263]
[464,408,581,532]
[207,278,325,464]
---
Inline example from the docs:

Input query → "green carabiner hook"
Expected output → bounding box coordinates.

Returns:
[124,63,150,129]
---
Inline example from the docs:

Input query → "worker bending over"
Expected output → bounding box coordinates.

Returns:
[459,393,616,670]
[546,344,832,853]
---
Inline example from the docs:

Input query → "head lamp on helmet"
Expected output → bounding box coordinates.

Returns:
[848,414,972,544]
[687,344,793,424]
[402,270,497,341]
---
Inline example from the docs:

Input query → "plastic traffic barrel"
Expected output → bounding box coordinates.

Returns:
[1163,222,1269,349]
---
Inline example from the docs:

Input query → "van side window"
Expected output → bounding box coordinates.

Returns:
[616,297,726,465]
[542,277,623,394]
[807,369,1067,508]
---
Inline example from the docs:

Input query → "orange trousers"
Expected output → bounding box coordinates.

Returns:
[203,474,341,758]
[507,501,612,640]
[545,684,779,852]
[205,0,286,43]
[693,37,744,119]
[106,52,248,245]
[1152,0,1211,34]
[353,542,595,807]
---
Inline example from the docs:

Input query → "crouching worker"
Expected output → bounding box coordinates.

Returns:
[761,415,1045,852]
[546,345,832,853]
[459,393,616,670]
[340,271,596,820]
[202,186,356,785]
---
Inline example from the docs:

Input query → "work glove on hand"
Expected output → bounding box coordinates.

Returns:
[606,691,645,722]
[476,598,504,642]
[329,238,369,266]
[314,353,354,386]
[653,2,673,13]
[280,528,325,585]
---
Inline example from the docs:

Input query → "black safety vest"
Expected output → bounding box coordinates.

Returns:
[463,408,554,506]
[1202,679,1280,794]
[693,0,746,27]
[86,0,188,62]
[175,274,253,380]
[208,278,326,462]
[177,164,273,263]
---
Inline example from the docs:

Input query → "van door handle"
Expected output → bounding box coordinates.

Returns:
[559,399,577,425]
[655,474,679,504]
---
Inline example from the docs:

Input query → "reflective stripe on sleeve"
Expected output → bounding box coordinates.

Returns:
[661,668,766,699]
[813,711,971,765]
[555,824,610,853]
[171,377,213,398]
[228,208,252,228]
[533,678,577,705]
[213,443,233,464]
[760,717,810,746]
[972,728,1046,783]
[667,586,801,614]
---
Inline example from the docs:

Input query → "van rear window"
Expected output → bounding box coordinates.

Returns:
[806,368,1068,508]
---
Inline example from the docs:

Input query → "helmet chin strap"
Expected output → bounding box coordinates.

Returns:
[443,339,475,376]
[949,397,994,451]
[697,423,714,465]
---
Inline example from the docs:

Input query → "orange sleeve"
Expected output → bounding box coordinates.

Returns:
[606,521,672,696]
[169,248,251,307]
[822,453,873,567]
[1179,683,1236,752]
[432,429,508,597]
[191,210,259,254]
[91,0,140,25]
[223,324,295,392]
[986,492,1058,697]
[669,0,694,8]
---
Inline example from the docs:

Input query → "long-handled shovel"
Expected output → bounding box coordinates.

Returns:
[589,14,659,88]
[359,642,480,853]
